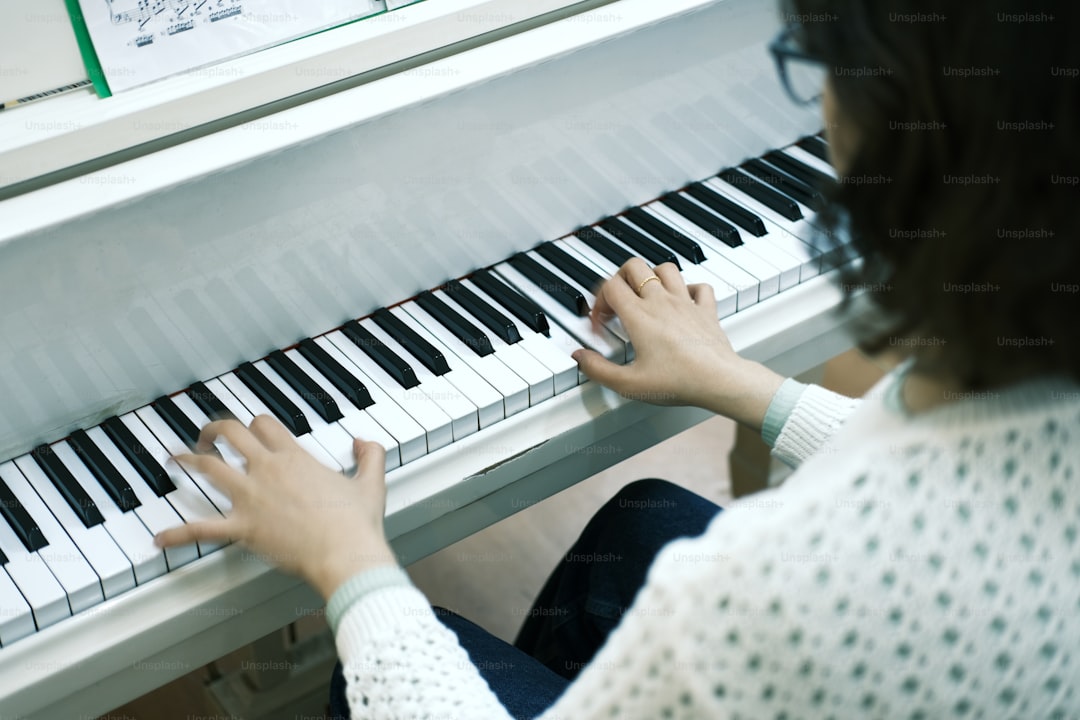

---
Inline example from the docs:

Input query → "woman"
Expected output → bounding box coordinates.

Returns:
[157,0,1080,717]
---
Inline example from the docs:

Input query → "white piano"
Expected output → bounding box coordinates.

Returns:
[0,0,864,716]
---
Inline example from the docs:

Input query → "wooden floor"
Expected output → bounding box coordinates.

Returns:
[105,415,736,719]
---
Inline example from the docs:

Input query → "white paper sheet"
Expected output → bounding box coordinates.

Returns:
[78,0,387,93]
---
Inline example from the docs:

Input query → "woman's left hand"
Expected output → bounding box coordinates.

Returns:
[153,415,398,600]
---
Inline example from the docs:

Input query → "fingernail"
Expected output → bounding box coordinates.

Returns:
[571,350,583,362]
[153,533,165,548]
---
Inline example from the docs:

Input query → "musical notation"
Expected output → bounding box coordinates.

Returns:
[75,0,387,92]
[105,0,241,42]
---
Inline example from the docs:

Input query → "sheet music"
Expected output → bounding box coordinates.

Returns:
[77,0,388,92]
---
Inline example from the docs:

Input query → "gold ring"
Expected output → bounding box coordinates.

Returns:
[636,275,661,294]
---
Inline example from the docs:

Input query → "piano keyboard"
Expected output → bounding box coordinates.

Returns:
[0,137,844,646]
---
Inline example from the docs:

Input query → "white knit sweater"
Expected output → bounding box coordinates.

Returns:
[335,366,1080,719]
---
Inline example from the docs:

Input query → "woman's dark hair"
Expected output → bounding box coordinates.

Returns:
[784,0,1079,388]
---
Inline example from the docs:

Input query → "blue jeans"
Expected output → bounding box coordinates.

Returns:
[330,478,722,719]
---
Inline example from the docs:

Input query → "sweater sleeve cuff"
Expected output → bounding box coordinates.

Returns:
[335,584,442,665]
[326,565,413,635]
[772,384,861,468]
[761,378,809,448]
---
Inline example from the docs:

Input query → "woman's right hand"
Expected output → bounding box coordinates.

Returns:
[572,259,785,431]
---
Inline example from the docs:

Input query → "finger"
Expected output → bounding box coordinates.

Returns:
[617,257,656,287]
[197,418,265,460]
[590,275,621,334]
[687,283,716,309]
[591,272,640,333]
[352,439,387,480]
[572,348,636,393]
[248,414,297,452]
[153,518,236,548]
[174,453,246,496]
[653,262,687,295]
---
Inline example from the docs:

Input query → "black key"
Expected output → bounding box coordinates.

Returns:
[186,381,235,421]
[69,430,140,512]
[31,444,103,528]
[444,280,522,345]
[415,291,494,357]
[657,194,742,249]
[372,308,451,376]
[599,217,681,268]
[101,416,176,497]
[342,320,420,389]
[798,135,831,164]
[0,474,48,552]
[741,158,824,211]
[0,546,7,565]
[684,183,767,237]
[534,242,604,293]
[470,269,550,336]
[235,362,311,436]
[298,338,374,410]
[764,150,833,189]
[624,206,708,261]
[508,253,589,316]
[267,350,344,423]
[575,227,633,267]
[718,168,803,221]
[152,395,202,451]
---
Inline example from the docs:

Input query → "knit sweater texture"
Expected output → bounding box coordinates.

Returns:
[335,365,1080,719]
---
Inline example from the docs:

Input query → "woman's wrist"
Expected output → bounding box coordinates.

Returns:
[310,539,399,600]
[700,359,786,431]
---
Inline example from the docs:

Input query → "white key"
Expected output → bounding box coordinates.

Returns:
[583,224,737,302]
[359,318,479,442]
[394,302,517,422]
[253,359,360,474]
[215,373,344,473]
[459,278,580,393]
[494,262,627,364]
[284,349,402,471]
[692,180,822,281]
[782,144,837,180]
[136,406,233,514]
[616,214,761,310]
[116,413,226,556]
[85,426,199,570]
[321,332,452,455]
[664,192,807,290]
[51,442,166,585]
[524,250,633,349]
[703,175,848,269]
[0,511,68,630]
[13,455,134,600]
[309,339,428,464]
[645,202,790,297]
[0,462,102,613]
[430,288,555,405]
[0,569,35,645]
[171,392,249,472]
[561,235,739,320]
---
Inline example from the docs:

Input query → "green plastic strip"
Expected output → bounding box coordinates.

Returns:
[63,0,111,98]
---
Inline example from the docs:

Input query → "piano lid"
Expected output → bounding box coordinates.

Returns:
[0,0,607,199]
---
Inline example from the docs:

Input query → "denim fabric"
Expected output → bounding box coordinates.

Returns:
[514,479,722,680]
[329,478,722,718]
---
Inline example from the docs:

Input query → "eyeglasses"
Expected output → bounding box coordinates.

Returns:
[769,25,828,106]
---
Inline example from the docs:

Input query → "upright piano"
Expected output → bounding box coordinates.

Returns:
[0,0,863,716]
